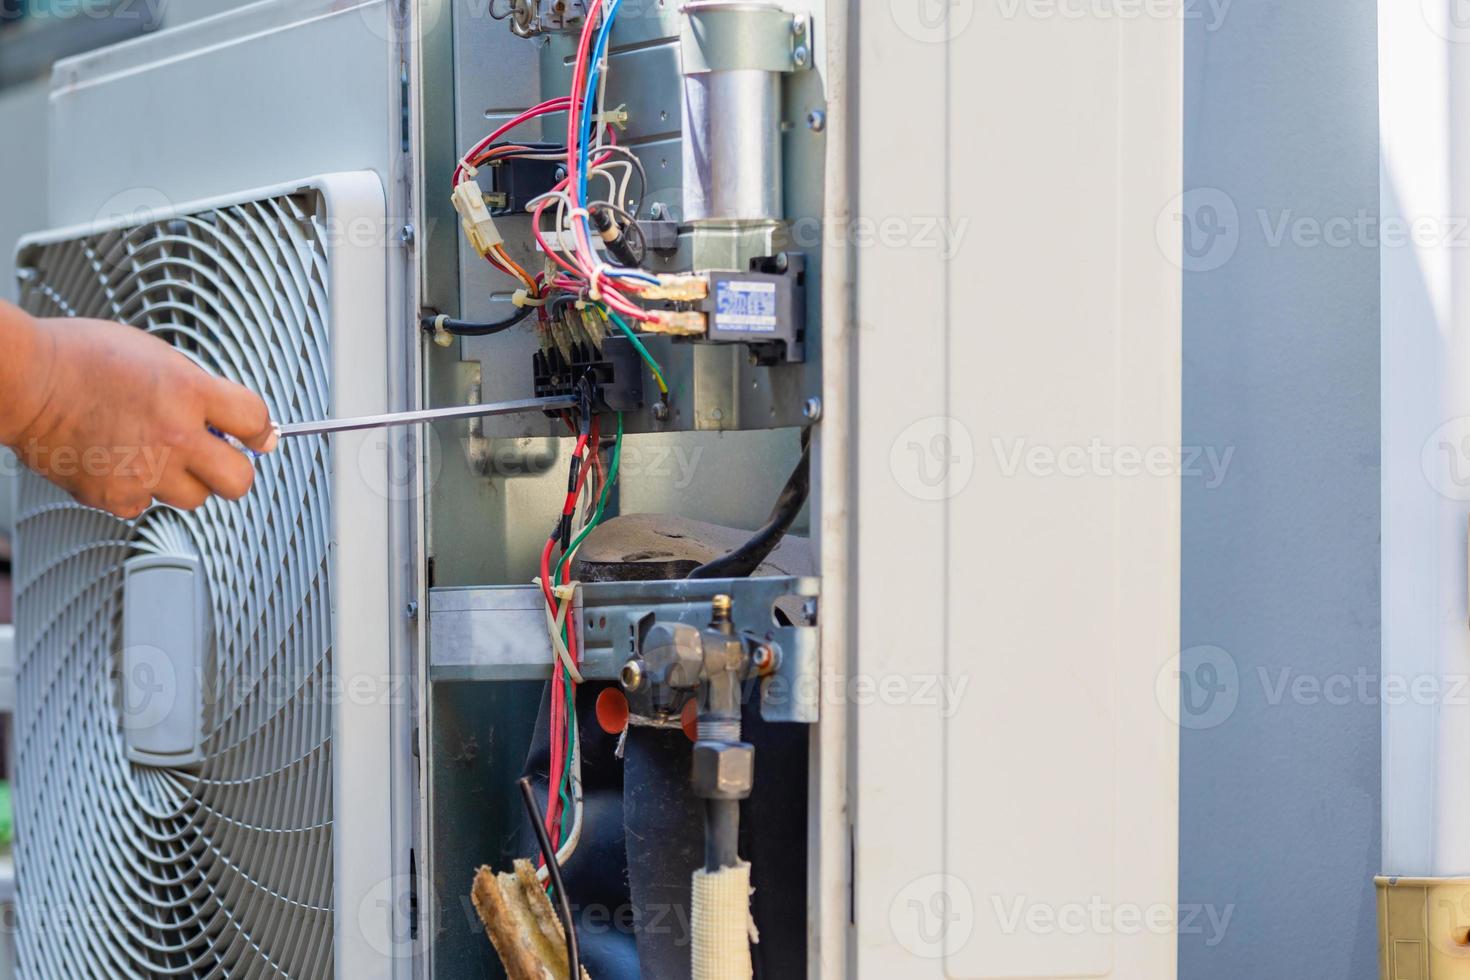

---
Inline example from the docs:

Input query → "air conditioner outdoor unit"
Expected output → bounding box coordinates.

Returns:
[3,0,417,974]
[13,173,395,978]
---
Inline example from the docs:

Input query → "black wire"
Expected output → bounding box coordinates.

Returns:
[591,202,648,266]
[517,777,582,980]
[421,305,534,337]
[688,429,812,580]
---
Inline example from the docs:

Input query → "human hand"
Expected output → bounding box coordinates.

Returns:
[2,317,278,519]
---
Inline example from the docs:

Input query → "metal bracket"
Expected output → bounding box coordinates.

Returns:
[680,2,814,75]
[428,575,820,722]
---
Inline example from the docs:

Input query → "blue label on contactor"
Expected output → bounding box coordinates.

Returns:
[714,280,778,333]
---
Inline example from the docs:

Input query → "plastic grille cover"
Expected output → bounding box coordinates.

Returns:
[13,192,335,978]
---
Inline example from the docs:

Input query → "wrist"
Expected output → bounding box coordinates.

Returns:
[0,309,60,450]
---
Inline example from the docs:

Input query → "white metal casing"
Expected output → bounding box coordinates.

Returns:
[832,4,1183,977]
[18,1,414,974]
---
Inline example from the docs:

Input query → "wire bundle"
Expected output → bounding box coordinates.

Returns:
[452,0,666,882]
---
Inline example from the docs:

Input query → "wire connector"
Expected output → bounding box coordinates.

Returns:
[644,310,708,336]
[632,273,710,303]
[451,182,504,257]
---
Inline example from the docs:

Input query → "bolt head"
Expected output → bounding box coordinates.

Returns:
[794,45,810,66]
[649,202,665,220]
[620,659,645,692]
[803,397,823,421]
[807,109,826,132]
[652,400,670,422]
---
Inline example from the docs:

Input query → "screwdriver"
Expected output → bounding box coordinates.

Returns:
[211,394,579,454]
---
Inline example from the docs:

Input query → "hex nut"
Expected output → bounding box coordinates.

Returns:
[691,742,755,800]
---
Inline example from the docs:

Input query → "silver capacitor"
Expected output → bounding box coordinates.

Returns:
[679,1,810,265]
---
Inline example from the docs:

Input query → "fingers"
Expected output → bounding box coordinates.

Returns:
[188,432,257,501]
[203,376,277,453]
[153,471,213,512]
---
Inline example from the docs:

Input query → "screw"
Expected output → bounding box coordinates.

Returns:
[801,598,818,625]
[649,202,665,220]
[400,224,415,245]
[794,45,810,67]
[621,659,645,692]
[807,109,826,132]
[652,400,670,422]
[555,166,568,183]
[406,600,419,620]
[753,644,779,675]
[803,397,822,422]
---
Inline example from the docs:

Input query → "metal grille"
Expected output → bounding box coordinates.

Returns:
[13,193,335,978]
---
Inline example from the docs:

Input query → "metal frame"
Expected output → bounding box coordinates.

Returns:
[429,575,821,722]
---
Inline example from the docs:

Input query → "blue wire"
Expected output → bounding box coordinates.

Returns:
[578,0,622,210]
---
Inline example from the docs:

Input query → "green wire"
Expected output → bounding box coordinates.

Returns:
[554,412,625,845]
[602,308,669,396]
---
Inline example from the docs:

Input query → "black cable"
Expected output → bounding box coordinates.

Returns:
[688,429,812,580]
[421,305,534,337]
[517,777,582,980]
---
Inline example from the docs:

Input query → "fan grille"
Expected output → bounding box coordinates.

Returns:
[13,193,336,978]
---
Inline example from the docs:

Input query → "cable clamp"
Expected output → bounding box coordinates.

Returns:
[512,289,548,309]
[431,313,455,349]
[591,103,629,130]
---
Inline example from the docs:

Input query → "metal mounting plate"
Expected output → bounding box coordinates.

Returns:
[429,575,820,722]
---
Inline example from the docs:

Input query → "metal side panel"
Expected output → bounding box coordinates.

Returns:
[851,5,1182,980]
[45,0,400,227]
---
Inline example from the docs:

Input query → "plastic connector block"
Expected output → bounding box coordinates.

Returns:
[488,150,564,217]
[451,183,503,257]
[533,336,645,414]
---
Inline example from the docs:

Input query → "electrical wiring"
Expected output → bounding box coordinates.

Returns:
[518,777,582,980]
[603,307,668,396]
[420,307,534,337]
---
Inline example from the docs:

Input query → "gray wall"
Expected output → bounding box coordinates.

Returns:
[1179,1,1381,978]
